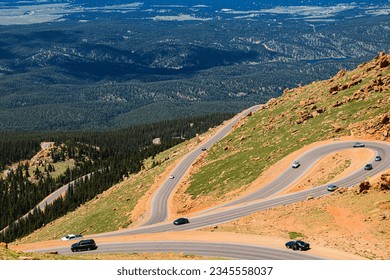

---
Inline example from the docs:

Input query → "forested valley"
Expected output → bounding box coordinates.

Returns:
[0,113,232,242]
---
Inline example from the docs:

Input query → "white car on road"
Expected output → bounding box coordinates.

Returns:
[61,234,83,241]
[291,160,301,168]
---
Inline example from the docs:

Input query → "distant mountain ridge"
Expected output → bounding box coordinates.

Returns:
[0,0,389,130]
[3,0,388,7]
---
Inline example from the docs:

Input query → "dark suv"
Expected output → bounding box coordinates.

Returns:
[71,239,98,252]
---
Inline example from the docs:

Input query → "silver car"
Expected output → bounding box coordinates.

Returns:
[353,142,365,148]
[291,160,301,168]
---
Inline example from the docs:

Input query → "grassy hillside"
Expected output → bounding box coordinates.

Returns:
[15,53,390,246]
[180,52,389,208]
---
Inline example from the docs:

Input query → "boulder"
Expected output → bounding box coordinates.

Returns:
[379,174,390,191]
[379,57,389,68]
[381,115,389,125]
[335,69,346,79]
[358,181,371,193]
[329,85,339,94]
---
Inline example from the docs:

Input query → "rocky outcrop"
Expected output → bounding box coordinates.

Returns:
[327,52,389,98]
[328,73,363,95]
[348,113,390,140]
[357,181,371,193]
[295,109,313,124]
[294,97,325,124]
[30,142,56,167]
[377,173,390,191]
[379,51,390,68]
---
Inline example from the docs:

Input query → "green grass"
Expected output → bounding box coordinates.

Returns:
[29,160,75,180]
[288,232,305,239]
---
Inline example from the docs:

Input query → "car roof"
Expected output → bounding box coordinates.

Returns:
[79,239,95,243]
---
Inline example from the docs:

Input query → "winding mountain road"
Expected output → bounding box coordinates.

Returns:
[86,141,389,238]
[28,139,387,259]
[201,140,390,212]
[23,105,390,259]
[143,105,261,226]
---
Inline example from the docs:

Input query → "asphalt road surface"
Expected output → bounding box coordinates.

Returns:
[29,241,323,260]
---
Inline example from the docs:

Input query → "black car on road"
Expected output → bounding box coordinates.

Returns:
[375,155,382,161]
[327,184,338,192]
[364,164,373,170]
[71,239,98,252]
[285,240,310,251]
[173,217,189,225]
